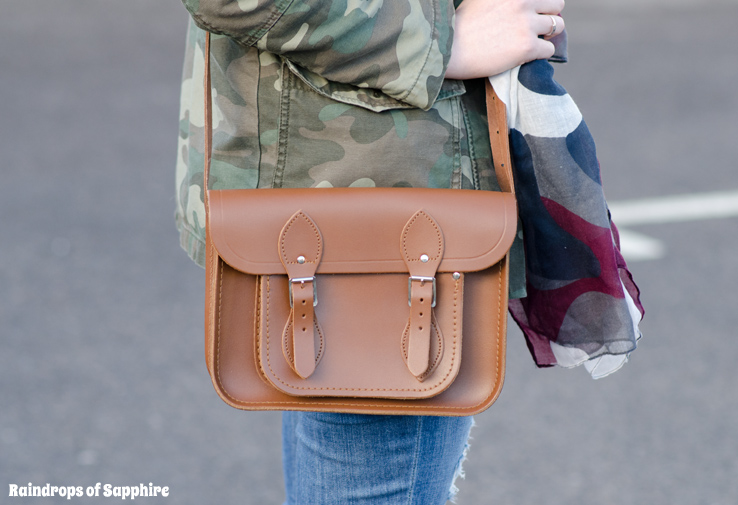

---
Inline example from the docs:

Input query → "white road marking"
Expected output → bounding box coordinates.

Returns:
[609,190,738,226]
[616,230,666,261]
[608,190,738,261]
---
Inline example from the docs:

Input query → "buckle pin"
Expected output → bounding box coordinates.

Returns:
[408,276,437,308]
[289,277,318,307]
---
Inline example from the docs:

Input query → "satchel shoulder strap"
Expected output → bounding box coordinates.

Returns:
[203,33,514,202]
[484,80,515,194]
[203,33,213,211]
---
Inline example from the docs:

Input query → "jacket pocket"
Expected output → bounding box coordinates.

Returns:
[271,61,472,190]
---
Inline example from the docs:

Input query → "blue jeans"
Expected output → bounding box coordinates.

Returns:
[282,413,474,505]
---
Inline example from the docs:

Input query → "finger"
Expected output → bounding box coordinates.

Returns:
[533,38,557,61]
[539,14,565,39]
[534,0,565,15]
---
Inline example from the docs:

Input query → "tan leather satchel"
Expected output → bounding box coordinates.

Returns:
[202,34,517,416]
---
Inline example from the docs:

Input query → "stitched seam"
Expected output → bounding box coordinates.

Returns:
[402,211,443,262]
[214,260,246,404]
[272,62,291,188]
[255,49,264,188]
[495,261,502,389]
[214,264,273,406]
[394,0,437,103]
[280,213,321,265]
[283,313,324,366]
[451,96,462,190]
[240,0,296,47]
[263,359,457,392]
[431,317,443,366]
[205,242,215,364]
[214,266,500,411]
[401,315,443,379]
[215,260,223,392]
[193,0,296,47]
[284,59,415,111]
[256,277,263,373]
[406,417,423,505]
[263,275,459,392]
[453,276,460,367]
[266,275,271,373]
[283,309,293,365]
[459,95,481,190]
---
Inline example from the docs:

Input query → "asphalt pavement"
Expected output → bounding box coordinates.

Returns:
[2,1,737,504]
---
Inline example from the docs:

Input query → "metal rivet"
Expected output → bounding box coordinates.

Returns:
[420,254,429,263]
[297,255,306,264]
[452,272,461,280]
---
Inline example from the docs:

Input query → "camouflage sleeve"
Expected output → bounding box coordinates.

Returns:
[180,0,455,110]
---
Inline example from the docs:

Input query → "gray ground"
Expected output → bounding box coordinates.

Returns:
[2,1,737,504]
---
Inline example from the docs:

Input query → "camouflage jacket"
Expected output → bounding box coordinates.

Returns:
[175,0,525,296]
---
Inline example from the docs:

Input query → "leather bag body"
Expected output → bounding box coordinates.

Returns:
[202,34,517,416]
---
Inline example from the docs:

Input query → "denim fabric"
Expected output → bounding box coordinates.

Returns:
[282,413,474,505]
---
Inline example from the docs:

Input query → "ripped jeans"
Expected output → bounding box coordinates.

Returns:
[282,413,474,505]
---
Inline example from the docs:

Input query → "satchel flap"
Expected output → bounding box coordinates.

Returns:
[208,187,517,275]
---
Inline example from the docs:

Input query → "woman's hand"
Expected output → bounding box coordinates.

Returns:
[445,0,565,79]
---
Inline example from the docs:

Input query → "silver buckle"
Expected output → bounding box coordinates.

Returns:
[408,276,436,308]
[289,277,318,308]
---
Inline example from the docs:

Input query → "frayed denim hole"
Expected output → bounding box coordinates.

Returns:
[447,417,475,503]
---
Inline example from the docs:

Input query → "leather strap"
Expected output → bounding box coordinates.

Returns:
[203,33,212,213]
[484,79,515,194]
[401,210,444,379]
[279,211,323,379]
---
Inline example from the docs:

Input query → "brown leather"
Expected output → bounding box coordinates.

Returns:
[401,210,444,379]
[253,271,464,400]
[207,256,507,414]
[202,32,515,415]
[208,188,516,275]
[485,81,515,194]
[278,211,323,378]
[406,276,438,379]
[401,310,444,381]
[203,33,212,213]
